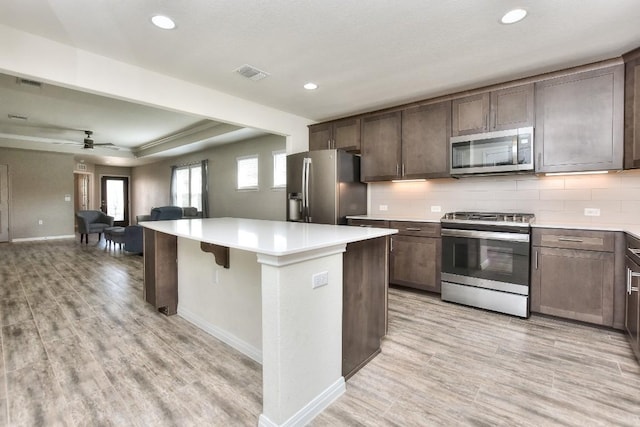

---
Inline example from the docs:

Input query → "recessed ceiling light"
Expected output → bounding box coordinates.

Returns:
[304,82,318,90]
[501,8,527,24]
[151,15,176,30]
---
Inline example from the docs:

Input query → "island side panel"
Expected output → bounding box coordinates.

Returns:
[143,229,178,315]
[342,235,389,379]
[259,250,345,426]
[176,237,263,362]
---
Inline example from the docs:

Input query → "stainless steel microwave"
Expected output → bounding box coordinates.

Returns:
[450,127,534,176]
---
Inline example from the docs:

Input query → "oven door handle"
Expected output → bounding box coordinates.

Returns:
[441,228,530,243]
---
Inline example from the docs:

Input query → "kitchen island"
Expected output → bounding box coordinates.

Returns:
[140,217,396,427]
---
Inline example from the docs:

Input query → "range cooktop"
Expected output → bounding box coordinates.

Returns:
[441,211,535,226]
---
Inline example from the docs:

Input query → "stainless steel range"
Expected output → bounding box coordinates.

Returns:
[440,212,535,318]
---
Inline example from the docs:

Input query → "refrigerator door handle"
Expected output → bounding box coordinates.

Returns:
[303,158,312,222]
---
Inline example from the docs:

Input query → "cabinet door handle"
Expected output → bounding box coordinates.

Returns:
[358,224,372,228]
[390,237,393,252]
[402,163,405,177]
[396,164,400,176]
[492,110,497,129]
[327,139,331,149]
[535,250,538,270]
[557,237,584,243]
[405,227,421,231]
[484,114,489,131]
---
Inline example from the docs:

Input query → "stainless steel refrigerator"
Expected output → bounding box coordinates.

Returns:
[286,149,367,224]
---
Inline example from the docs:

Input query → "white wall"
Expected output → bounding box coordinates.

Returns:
[369,169,640,226]
[131,134,286,221]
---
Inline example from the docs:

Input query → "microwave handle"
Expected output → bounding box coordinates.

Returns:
[512,136,518,165]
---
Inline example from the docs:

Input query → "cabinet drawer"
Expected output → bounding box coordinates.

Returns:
[348,219,389,228]
[532,228,614,252]
[389,221,440,237]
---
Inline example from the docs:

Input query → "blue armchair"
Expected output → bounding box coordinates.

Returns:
[76,210,114,244]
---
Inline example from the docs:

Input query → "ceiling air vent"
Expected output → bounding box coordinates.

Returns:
[235,64,269,81]
[16,77,43,88]
[8,114,28,121]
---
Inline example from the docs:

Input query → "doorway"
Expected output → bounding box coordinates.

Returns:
[101,176,129,226]
[0,164,8,242]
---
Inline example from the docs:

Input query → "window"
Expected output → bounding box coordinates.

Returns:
[175,164,202,210]
[237,155,259,190]
[273,150,286,188]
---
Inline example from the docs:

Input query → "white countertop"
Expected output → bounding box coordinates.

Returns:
[140,217,396,256]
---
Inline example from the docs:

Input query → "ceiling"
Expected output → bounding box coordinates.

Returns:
[1,1,640,165]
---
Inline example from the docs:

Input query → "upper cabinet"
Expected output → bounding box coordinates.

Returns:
[361,111,402,182]
[534,65,624,173]
[451,83,534,136]
[309,118,361,152]
[624,48,640,169]
[361,101,451,182]
[401,101,451,179]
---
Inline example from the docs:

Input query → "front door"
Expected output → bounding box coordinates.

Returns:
[101,176,129,226]
[0,165,8,242]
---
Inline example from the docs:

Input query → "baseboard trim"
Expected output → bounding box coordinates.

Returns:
[178,305,262,364]
[258,377,345,427]
[11,234,75,242]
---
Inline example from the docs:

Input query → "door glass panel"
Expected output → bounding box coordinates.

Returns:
[176,168,189,207]
[442,236,529,286]
[452,136,516,169]
[106,179,125,221]
[190,166,202,209]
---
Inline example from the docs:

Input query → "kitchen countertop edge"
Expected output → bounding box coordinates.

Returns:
[347,215,640,240]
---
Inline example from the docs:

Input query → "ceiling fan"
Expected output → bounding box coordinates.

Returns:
[82,130,117,149]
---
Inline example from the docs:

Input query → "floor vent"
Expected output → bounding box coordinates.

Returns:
[235,64,269,81]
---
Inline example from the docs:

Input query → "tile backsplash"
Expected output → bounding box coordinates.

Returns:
[368,169,640,226]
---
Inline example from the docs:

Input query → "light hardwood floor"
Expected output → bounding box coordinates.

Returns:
[0,238,639,426]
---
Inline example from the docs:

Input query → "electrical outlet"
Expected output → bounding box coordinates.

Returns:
[431,205,442,213]
[379,205,388,211]
[38,219,43,225]
[584,208,601,217]
[312,271,329,289]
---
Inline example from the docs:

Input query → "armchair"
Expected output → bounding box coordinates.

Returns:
[76,210,114,244]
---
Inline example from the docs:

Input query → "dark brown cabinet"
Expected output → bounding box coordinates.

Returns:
[309,118,361,152]
[349,219,442,293]
[389,221,441,293]
[534,65,624,173]
[531,228,616,326]
[401,101,451,179]
[625,234,640,361]
[361,102,451,182]
[451,83,534,136]
[624,48,640,169]
[342,236,388,379]
[361,111,402,181]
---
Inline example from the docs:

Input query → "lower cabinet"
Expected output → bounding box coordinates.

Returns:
[531,228,624,327]
[389,222,441,293]
[625,234,640,361]
[342,236,388,379]
[348,219,442,294]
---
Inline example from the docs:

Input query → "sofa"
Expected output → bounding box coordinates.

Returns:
[124,206,198,253]
[76,210,114,244]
